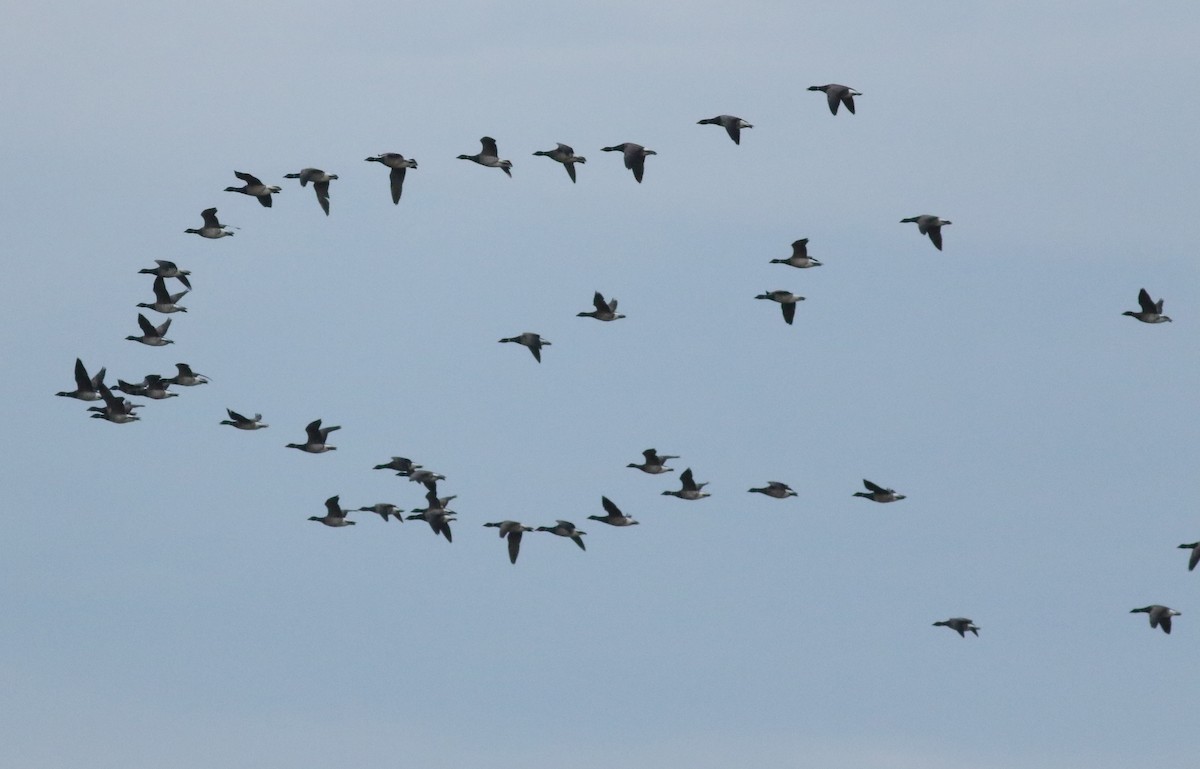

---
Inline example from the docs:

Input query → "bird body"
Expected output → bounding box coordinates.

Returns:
[770,239,822,268]
[224,171,280,207]
[1130,605,1181,634]
[577,292,624,321]
[755,290,804,325]
[663,468,710,500]
[286,418,340,453]
[499,332,550,362]
[601,143,656,183]
[365,153,417,203]
[126,313,174,346]
[588,496,638,526]
[309,495,355,527]
[1123,288,1172,323]
[807,84,861,115]
[749,481,797,498]
[853,479,905,503]
[933,618,980,637]
[484,520,534,564]
[284,168,338,215]
[697,114,753,144]
[220,408,267,430]
[56,358,106,401]
[901,215,951,251]
[138,260,191,289]
[533,143,586,182]
[1179,542,1200,572]
[458,137,512,177]
[628,449,678,474]
[137,276,188,314]
[536,520,587,551]
[184,207,233,238]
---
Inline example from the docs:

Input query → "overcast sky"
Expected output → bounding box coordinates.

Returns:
[4,2,1199,768]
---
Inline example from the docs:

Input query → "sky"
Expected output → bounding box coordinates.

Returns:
[3,1,1199,767]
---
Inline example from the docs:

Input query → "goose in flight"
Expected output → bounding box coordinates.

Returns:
[770,239,822,269]
[1130,605,1180,634]
[697,114,753,144]
[755,290,804,325]
[364,153,417,203]
[577,292,624,321]
[224,171,281,207]
[309,495,355,527]
[56,358,106,401]
[532,143,586,183]
[853,479,905,503]
[284,168,338,215]
[900,215,951,251]
[286,418,340,453]
[484,520,535,564]
[1123,288,1172,323]
[458,137,512,177]
[807,84,861,115]
[184,207,234,238]
[536,520,587,551]
[662,468,710,500]
[220,408,268,430]
[588,497,638,526]
[932,618,980,638]
[601,143,656,183]
[499,332,550,363]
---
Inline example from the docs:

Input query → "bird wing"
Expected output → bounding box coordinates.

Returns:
[152,276,170,303]
[680,468,697,491]
[389,167,406,204]
[863,479,886,494]
[1190,546,1200,572]
[927,225,943,251]
[601,496,622,517]
[507,530,523,564]
[723,120,741,145]
[826,90,840,115]
[565,162,577,183]
[480,136,499,158]
[325,496,344,518]
[782,301,796,325]
[792,239,808,258]
[314,181,331,215]
[227,408,249,422]
[136,313,156,335]
[73,358,91,390]
[593,292,610,312]
[841,92,856,114]
[235,171,262,185]
[626,146,646,182]
[1137,288,1155,314]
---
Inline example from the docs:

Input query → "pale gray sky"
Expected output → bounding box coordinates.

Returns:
[4,2,1199,768]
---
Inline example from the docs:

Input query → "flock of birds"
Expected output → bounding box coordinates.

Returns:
[56,82,1185,638]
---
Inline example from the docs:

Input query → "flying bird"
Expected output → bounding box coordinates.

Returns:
[588,496,638,527]
[138,260,191,289]
[900,215,951,251]
[853,479,906,503]
[286,418,340,453]
[749,482,797,499]
[284,168,338,215]
[458,137,512,177]
[224,171,281,207]
[627,449,679,474]
[308,495,355,527]
[484,520,535,564]
[932,618,980,637]
[137,276,188,314]
[601,143,656,183]
[1123,288,1172,324]
[184,207,234,238]
[536,520,587,551]
[56,358,106,401]
[364,153,417,203]
[220,408,268,430]
[499,332,551,363]
[755,290,804,325]
[532,143,586,183]
[577,292,624,321]
[1130,605,1181,634]
[662,468,710,500]
[807,84,862,115]
[770,239,822,269]
[697,114,753,144]
[125,314,174,346]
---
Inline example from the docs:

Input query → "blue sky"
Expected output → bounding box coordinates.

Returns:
[4,2,1199,767]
